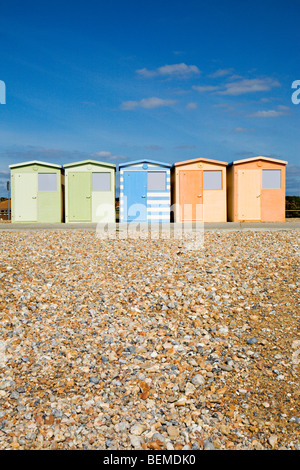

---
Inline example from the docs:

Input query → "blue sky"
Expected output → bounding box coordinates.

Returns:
[0,0,299,196]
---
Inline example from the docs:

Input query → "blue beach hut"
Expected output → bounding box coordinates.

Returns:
[119,160,172,223]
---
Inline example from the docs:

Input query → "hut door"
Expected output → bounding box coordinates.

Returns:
[15,173,37,221]
[124,171,147,222]
[179,170,203,221]
[68,172,91,221]
[237,169,261,220]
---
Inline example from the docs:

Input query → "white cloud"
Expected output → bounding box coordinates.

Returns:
[1,146,86,162]
[209,68,234,78]
[277,105,291,111]
[247,110,283,118]
[186,102,197,109]
[91,151,112,158]
[81,101,96,106]
[217,78,280,95]
[144,145,163,150]
[90,151,127,161]
[121,97,176,110]
[192,85,221,92]
[247,105,290,118]
[174,145,196,149]
[137,63,201,78]
[232,127,255,133]
[120,100,140,110]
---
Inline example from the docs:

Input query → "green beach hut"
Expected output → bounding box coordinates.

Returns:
[64,160,116,223]
[9,160,64,223]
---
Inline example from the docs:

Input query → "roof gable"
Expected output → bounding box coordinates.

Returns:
[174,157,228,167]
[119,159,172,169]
[63,159,116,169]
[232,156,288,165]
[9,160,62,169]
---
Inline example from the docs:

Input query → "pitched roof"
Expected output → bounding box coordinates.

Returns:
[9,160,62,169]
[119,159,172,168]
[174,157,228,167]
[231,156,288,165]
[63,159,116,169]
[0,199,9,210]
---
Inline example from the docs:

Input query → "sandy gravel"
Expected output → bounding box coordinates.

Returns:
[0,229,299,450]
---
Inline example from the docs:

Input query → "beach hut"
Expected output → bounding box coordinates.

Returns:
[172,157,228,222]
[9,160,63,223]
[119,160,172,223]
[227,156,287,222]
[64,160,116,223]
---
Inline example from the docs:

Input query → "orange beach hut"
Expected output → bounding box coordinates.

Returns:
[227,156,287,222]
[172,157,228,222]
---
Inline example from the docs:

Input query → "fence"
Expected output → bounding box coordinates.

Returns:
[0,200,299,222]
[285,197,300,218]
[0,209,11,221]
[286,209,300,217]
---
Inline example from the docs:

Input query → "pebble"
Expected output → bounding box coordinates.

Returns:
[268,435,278,448]
[289,417,300,424]
[167,426,180,439]
[129,435,144,450]
[191,374,205,386]
[247,337,258,345]
[89,377,99,385]
[220,365,233,372]
[204,439,215,450]
[0,229,299,450]
[130,424,147,436]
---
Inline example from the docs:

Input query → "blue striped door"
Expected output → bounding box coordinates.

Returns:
[124,171,147,222]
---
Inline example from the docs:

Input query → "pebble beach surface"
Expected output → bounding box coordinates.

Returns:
[0,229,299,450]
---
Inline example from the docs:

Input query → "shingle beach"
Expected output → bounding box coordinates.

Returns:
[0,229,299,450]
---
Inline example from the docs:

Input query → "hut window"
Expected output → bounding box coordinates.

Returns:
[147,172,166,191]
[38,173,57,192]
[92,172,111,191]
[262,169,281,189]
[203,171,222,189]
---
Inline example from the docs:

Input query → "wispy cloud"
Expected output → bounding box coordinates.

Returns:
[90,151,127,161]
[247,110,282,118]
[174,145,196,149]
[232,127,255,133]
[137,63,201,78]
[121,97,176,110]
[186,102,198,109]
[217,78,280,96]
[209,68,234,78]
[193,85,221,93]
[1,146,127,168]
[81,101,97,106]
[1,146,86,163]
[191,77,281,98]
[247,105,291,118]
[144,145,163,150]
